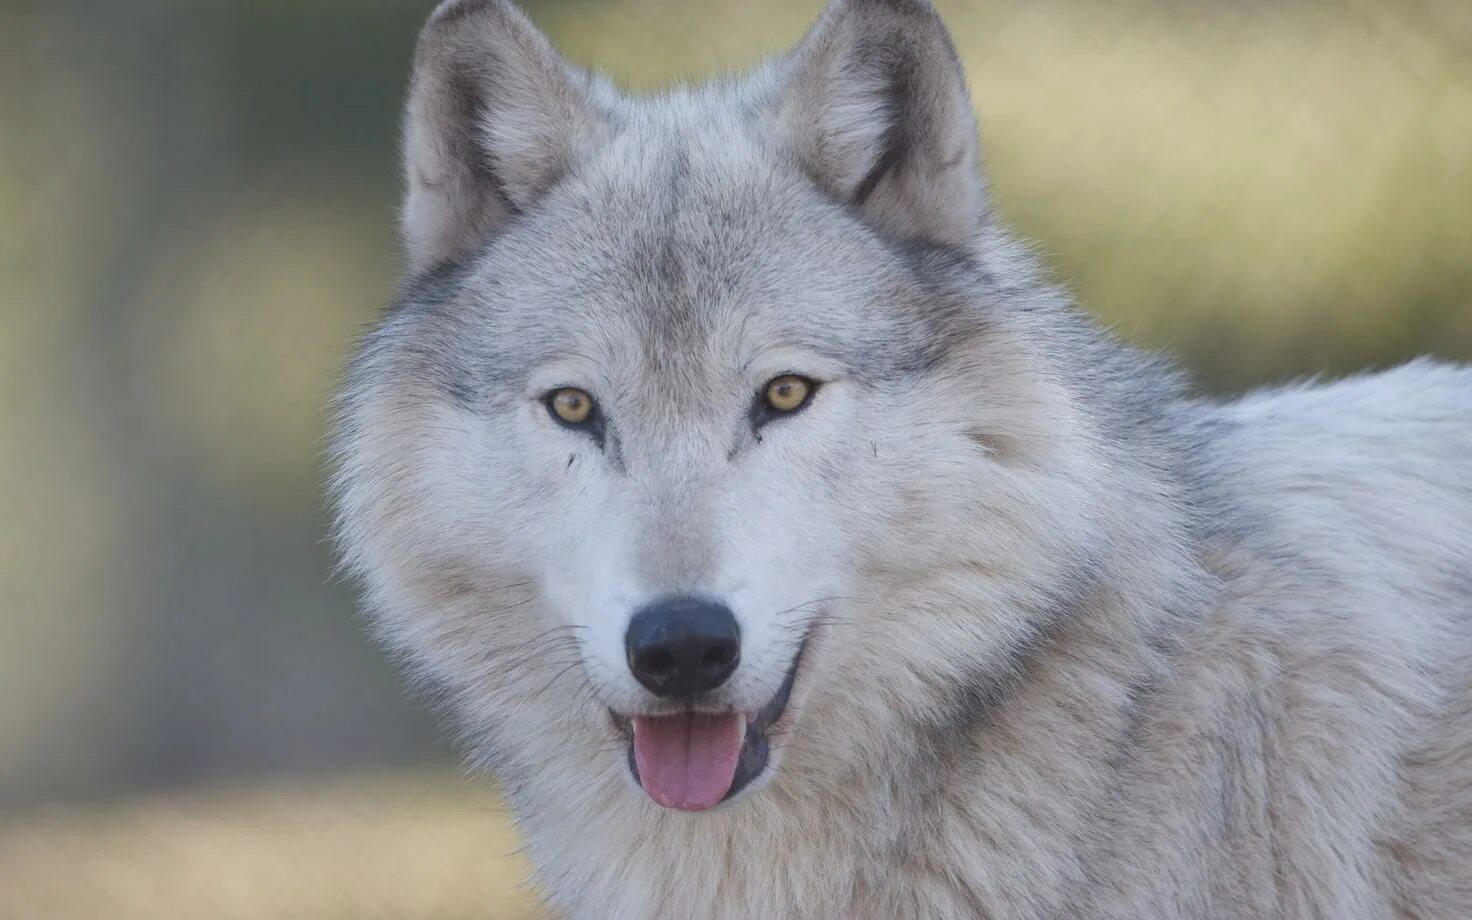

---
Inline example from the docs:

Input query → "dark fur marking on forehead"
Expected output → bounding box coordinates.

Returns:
[625,141,738,375]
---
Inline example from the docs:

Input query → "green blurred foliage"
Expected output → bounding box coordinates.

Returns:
[2,0,1469,817]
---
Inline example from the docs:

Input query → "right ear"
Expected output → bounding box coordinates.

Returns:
[402,0,611,272]
[772,0,985,248]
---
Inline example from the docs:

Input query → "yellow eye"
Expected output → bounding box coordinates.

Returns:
[549,387,594,425]
[764,375,813,414]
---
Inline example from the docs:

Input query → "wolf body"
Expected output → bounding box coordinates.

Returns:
[331,1,1472,916]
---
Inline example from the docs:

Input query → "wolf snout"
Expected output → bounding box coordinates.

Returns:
[625,596,740,698]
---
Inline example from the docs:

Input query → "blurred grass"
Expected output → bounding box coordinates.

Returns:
[0,773,547,920]
[1,0,1469,916]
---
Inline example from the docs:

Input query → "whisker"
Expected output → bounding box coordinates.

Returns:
[535,657,591,696]
[496,638,587,677]
[489,580,535,593]
[769,594,855,621]
[481,595,539,617]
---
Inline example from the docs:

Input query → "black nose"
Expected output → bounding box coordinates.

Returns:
[625,597,741,698]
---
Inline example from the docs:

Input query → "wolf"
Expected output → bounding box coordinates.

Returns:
[330,0,1472,916]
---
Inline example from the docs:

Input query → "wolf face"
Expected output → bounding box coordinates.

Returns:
[334,0,1112,818]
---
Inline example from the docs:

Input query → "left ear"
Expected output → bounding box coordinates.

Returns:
[772,0,986,247]
[401,0,612,273]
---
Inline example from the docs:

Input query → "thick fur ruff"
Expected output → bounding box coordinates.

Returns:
[331,1,1472,916]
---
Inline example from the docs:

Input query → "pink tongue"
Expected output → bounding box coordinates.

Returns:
[632,712,745,811]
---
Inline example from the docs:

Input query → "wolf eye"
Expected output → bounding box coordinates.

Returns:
[547,387,595,425]
[761,375,816,416]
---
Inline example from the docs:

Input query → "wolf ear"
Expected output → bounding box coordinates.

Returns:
[774,0,985,247]
[402,0,609,272]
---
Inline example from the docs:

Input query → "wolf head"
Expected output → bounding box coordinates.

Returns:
[334,0,1146,822]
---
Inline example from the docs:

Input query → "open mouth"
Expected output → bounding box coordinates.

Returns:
[611,642,804,811]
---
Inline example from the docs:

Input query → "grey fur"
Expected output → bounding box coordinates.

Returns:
[331,1,1472,916]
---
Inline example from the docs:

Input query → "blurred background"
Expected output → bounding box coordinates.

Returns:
[2,0,1469,916]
